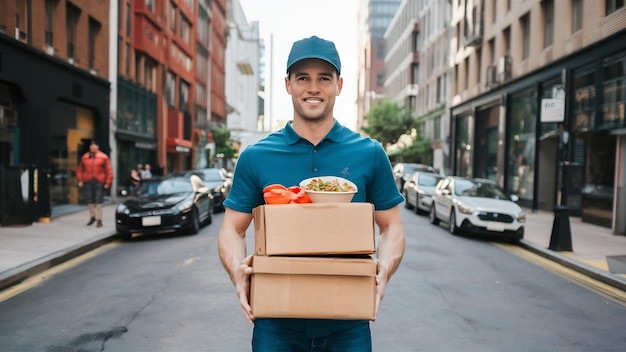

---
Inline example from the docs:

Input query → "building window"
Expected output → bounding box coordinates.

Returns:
[45,0,55,47]
[521,13,530,60]
[476,48,482,84]
[145,0,155,12]
[179,14,191,45]
[503,26,511,56]
[543,0,554,48]
[507,88,537,200]
[376,73,384,88]
[179,80,190,112]
[464,57,469,90]
[15,0,28,42]
[198,7,210,47]
[125,1,131,37]
[454,114,472,177]
[88,18,101,70]
[125,43,131,76]
[166,72,176,107]
[66,3,80,60]
[170,2,177,33]
[572,63,597,131]
[377,42,385,60]
[600,51,626,128]
[605,0,625,15]
[572,0,583,33]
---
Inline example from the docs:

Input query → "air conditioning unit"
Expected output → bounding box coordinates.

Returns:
[45,45,55,56]
[68,57,75,65]
[498,55,512,82]
[486,64,498,87]
[406,84,419,96]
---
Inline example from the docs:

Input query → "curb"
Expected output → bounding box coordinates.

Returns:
[0,232,119,292]
[519,239,626,292]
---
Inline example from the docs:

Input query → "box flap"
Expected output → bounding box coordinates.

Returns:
[253,203,375,255]
[252,255,376,277]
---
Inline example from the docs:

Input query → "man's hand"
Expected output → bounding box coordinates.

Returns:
[236,254,255,323]
[78,181,83,187]
[374,259,390,320]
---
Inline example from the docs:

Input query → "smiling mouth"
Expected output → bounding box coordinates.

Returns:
[304,98,322,104]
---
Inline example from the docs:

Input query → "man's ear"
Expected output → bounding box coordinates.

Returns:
[285,76,292,94]
[336,76,343,96]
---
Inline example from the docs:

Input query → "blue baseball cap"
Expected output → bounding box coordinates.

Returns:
[286,36,341,75]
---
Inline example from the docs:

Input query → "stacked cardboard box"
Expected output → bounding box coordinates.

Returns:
[251,202,377,320]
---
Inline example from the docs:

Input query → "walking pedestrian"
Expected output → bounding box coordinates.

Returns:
[217,35,405,351]
[140,163,152,180]
[76,141,113,227]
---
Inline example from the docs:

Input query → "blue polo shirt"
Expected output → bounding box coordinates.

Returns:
[223,119,403,338]
[224,119,403,213]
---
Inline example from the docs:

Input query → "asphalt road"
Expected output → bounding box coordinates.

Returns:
[1,207,625,351]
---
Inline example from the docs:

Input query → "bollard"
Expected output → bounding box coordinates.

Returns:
[549,205,573,251]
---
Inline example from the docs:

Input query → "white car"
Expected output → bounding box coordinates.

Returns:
[429,176,525,241]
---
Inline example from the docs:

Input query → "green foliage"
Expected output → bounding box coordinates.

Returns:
[361,100,414,148]
[212,127,236,159]
[361,100,433,163]
[391,132,433,164]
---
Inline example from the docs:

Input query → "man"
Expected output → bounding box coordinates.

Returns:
[140,163,152,180]
[76,141,113,227]
[218,36,405,351]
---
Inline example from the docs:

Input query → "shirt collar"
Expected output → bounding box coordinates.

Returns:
[283,119,343,145]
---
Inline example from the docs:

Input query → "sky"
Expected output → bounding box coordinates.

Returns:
[238,0,360,131]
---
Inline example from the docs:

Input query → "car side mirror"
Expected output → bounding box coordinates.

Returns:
[510,194,519,202]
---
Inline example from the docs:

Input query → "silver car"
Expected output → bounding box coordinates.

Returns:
[402,171,444,215]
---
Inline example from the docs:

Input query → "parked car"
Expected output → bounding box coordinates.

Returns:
[186,168,232,212]
[115,175,213,240]
[429,176,525,241]
[403,171,444,214]
[393,163,437,192]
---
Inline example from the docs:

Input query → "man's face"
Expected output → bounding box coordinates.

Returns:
[89,143,99,154]
[285,59,342,122]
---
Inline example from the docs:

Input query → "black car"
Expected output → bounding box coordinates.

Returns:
[186,168,232,212]
[115,175,213,240]
[393,163,438,192]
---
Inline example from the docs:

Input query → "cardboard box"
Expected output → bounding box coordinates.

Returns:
[253,203,375,255]
[251,255,376,320]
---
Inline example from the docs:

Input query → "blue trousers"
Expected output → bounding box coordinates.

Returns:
[252,319,372,352]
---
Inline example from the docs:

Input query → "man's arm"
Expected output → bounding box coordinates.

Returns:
[373,205,405,318]
[218,208,255,323]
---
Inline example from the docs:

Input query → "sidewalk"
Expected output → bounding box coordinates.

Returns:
[1,204,626,292]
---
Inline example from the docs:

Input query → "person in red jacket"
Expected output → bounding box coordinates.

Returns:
[76,141,113,227]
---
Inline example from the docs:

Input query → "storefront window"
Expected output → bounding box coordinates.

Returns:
[572,63,596,131]
[507,88,536,200]
[600,50,626,128]
[454,115,472,177]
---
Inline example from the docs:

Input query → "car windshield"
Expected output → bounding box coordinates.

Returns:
[137,177,193,196]
[455,179,510,200]
[202,170,223,182]
[406,164,434,175]
[418,174,442,187]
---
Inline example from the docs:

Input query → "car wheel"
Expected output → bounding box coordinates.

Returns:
[449,210,460,235]
[429,205,440,225]
[415,195,423,214]
[188,208,200,235]
[118,231,132,241]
